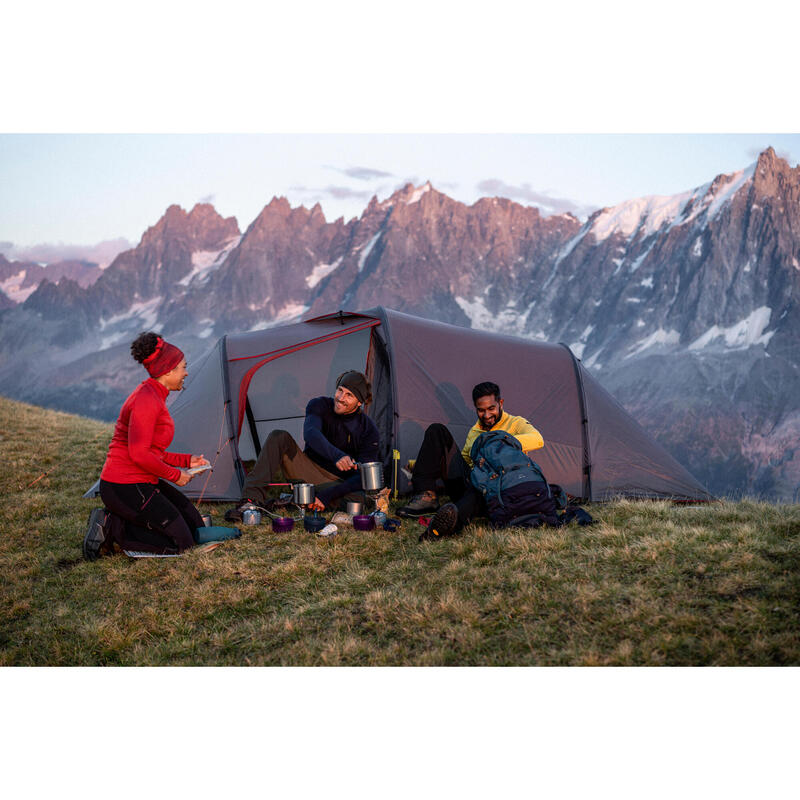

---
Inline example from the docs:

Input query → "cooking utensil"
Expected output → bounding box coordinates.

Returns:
[346,501,363,516]
[292,483,315,505]
[357,462,384,491]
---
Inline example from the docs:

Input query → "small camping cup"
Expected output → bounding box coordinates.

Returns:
[346,501,363,516]
[201,514,212,527]
[292,483,315,505]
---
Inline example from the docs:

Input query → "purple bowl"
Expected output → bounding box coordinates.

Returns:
[272,516,295,533]
[352,514,375,531]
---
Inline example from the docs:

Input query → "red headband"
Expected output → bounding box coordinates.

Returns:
[142,337,184,378]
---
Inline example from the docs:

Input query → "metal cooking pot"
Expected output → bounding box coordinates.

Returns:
[292,483,315,505]
[358,462,384,492]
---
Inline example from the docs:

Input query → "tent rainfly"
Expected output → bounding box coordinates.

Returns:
[90,307,713,503]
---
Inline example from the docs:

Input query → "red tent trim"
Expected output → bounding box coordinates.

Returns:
[235,318,381,437]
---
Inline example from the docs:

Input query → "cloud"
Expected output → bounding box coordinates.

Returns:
[292,184,373,202]
[198,193,216,204]
[3,238,132,268]
[476,179,595,218]
[344,166,394,181]
[326,165,394,181]
[0,241,13,257]
[323,185,373,200]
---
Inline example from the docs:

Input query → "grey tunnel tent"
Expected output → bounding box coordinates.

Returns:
[145,306,712,503]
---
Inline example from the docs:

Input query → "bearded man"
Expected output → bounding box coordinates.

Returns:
[226,370,379,520]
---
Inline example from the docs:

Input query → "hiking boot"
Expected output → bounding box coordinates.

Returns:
[419,502,458,541]
[82,508,108,561]
[397,490,439,518]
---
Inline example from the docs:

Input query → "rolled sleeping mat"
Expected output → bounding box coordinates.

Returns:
[194,525,242,544]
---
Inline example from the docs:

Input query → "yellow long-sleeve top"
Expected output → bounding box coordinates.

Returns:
[461,411,544,467]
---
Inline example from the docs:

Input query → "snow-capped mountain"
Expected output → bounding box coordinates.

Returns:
[0,254,103,303]
[1,148,797,498]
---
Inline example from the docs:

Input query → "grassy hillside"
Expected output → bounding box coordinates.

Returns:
[1,394,798,666]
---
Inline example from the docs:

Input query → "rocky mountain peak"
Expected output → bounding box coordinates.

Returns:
[383,181,436,207]
[139,202,239,250]
[246,196,310,236]
[752,146,799,200]
[309,202,326,223]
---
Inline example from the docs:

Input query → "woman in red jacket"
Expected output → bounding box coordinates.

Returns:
[83,331,209,558]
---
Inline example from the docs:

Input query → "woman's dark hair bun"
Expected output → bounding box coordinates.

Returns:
[131,331,161,364]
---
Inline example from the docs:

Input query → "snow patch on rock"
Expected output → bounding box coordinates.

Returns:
[358,232,381,272]
[98,296,162,349]
[178,236,241,286]
[455,295,531,336]
[249,302,309,331]
[689,306,774,351]
[197,319,215,339]
[406,182,432,204]
[625,328,681,359]
[306,256,343,288]
[99,296,162,332]
[0,270,37,303]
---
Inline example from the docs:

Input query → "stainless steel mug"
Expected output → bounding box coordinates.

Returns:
[293,483,315,505]
[346,501,363,516]
[358,462,384,491]
[201,514,212,527]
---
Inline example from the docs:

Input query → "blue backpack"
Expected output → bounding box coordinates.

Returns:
[469,431,560,526]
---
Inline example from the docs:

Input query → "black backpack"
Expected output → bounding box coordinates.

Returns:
[469,431,560,526]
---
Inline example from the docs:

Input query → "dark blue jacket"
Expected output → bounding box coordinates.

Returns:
[303,396,380,506]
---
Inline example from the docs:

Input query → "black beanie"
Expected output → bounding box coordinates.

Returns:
[336,371,372,405]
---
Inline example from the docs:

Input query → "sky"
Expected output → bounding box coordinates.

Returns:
[2,133,799,255]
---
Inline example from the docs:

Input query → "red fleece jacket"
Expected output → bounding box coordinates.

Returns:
[100,378,190,484]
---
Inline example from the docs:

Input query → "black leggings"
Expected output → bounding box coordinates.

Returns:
[412,423,486,533]
[99,479,202,553]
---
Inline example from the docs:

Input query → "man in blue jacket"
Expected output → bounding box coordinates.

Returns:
[225,371,380,520]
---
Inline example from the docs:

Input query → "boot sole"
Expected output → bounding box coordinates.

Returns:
[425,503,458,539]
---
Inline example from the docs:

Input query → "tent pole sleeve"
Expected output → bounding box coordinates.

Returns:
[560,343,593,502]
[245,397,261,457]
[220,335,246,491]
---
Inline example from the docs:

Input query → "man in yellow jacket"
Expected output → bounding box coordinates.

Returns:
[397,381,544,538]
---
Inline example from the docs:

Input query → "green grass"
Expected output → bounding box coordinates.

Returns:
[1,394,799,666]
